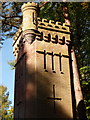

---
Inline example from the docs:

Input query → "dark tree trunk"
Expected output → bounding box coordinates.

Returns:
[71,47,87,120]
[62,2,87,119]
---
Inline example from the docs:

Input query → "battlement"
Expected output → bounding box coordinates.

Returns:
[37,18,70,33]
[13,17,70,42]
[22,2,37,9]
[13,2,71,58]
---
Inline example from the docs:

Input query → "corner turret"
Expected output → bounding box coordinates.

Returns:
[21,2,38,43]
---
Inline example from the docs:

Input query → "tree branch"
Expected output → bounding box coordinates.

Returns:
[2,2,11,7]
[1,15,22,19]
[39,2,49,8]
[3,21,19,29]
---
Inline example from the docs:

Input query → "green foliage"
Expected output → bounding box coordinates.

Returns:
[80,66,90,119]
[1,2,23,46]
[40,3,64,22]
[0,85,14,120]
[5,107,14,120]
[8,60,16,70]
[40,5,90,118]
[1,2,90,119]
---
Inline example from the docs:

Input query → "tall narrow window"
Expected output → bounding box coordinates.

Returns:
[40,32,43,40]
[44,50,47,70]
[59,53,62,71]
[36,50,47,70]
[62,36,65,44]
[48,34,51,42]
[56,35,58,43]
[33,12,34,23]
[52,52,54,71]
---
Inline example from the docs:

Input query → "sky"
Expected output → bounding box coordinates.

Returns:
[0,37,15,106]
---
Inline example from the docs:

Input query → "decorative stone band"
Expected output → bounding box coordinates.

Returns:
[13,29,39,57]
[36,31,71,45]
[22,29,38,44]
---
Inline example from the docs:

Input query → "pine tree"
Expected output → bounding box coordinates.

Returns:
[0,85,13,120]
[1,2,90,119]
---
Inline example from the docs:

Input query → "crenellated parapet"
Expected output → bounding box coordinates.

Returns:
[13,25,24,58]
[13,19,71,58]
[36,17,71,45]
[37,17,70,33]
[13,2,71,59]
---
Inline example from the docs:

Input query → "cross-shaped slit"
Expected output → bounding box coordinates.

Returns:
[47,85,62,113]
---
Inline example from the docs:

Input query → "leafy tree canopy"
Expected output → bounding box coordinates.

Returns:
[1,2,90,119]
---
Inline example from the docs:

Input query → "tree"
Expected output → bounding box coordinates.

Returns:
[0,85,14,120]
[71,47,87,120]
[1,2,23,47]
[38,3,90,118]
[1,2,90,119]
[7,60,16,70]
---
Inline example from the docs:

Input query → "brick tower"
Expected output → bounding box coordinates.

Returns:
[13,2,75,119]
